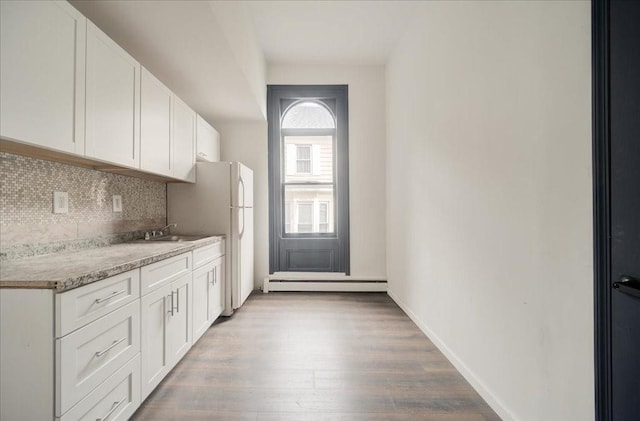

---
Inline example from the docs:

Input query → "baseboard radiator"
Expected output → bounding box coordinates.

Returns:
[262,273,387,293]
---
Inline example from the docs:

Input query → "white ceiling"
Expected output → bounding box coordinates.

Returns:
[244,1,419,65]
[69,1,418,122]
[70,0,265,123]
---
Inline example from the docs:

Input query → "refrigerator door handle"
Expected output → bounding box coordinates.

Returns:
[239,206,245,239]
[238,175,245,208]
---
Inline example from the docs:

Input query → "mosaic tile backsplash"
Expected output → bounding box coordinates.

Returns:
[1,152,166,259]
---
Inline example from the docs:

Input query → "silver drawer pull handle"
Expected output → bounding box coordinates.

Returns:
[96,396,127,421]
[95,337,126,357]
[95,289,127,304]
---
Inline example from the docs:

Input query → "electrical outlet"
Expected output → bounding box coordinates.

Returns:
[112,195,123,212]
[53,191,69,214]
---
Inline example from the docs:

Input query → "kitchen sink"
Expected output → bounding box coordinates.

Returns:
[136,235,209,243]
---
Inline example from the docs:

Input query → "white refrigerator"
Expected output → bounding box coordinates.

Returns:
[167,161,254,315]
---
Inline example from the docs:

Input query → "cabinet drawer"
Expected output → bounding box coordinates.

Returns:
[193,241,224,269]
[58,355,140,421]
[56,269,140,337]
[56,300,140,416]
[140,252,191,295]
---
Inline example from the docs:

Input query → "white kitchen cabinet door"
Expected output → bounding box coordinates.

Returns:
[196,115,220,162]
[140,284,171,400]
[209,256,225,324]
[85,21,140,168]
[172,96,196,182]
[0,0,85,155]
[141,274,192,399]
[167,274,193,368]
[140,68,172,176]
[192,263,212,343]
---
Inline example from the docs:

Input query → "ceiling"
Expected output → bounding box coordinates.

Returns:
[244,1,419,65]
[70,1,418,122]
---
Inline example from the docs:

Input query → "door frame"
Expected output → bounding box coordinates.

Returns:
[592,0,612,419]
[267,85,350,274]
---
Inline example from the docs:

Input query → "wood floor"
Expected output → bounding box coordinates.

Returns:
[132,292,501,421]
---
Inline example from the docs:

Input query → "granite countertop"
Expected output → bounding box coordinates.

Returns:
[0,235,224,292]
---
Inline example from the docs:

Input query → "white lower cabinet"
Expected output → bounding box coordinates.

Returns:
[58,355,140,421]
[0,242,222,419]
[192,251,225,344]
[56,300,140,415]
[140,282,171,398]
[141,272,193,399]
[168,273,193,364]
[209,257,224,325]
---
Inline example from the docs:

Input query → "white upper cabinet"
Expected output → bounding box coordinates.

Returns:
[0,1,86,155]
[172,96,196,182]
[2,3,200,180]
[196,115,220,162]
[85,21,140,168]
[140,68,173,176]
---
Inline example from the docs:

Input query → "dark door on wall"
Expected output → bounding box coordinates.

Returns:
[594,1,640,420]
[267,85,350,274]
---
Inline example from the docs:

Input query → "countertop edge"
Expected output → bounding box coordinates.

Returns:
[0,236,224,293]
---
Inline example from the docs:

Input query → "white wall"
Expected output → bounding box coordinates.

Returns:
[217,120,269,287]
[209,1,267,118]
[269,64,387,279]
[385,2,592,421]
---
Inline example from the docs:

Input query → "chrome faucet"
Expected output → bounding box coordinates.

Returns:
[145,223,177,240]
[159,223,177,236]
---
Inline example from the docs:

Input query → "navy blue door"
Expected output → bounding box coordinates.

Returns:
[609,1,640,419]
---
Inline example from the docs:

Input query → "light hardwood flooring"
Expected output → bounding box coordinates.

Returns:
[132,292,501,420]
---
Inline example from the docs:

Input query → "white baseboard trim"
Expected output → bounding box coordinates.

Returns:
[387,288,516,421]
[263,278,387,293]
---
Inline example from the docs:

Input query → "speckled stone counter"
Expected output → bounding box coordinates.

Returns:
[0,235,224,292]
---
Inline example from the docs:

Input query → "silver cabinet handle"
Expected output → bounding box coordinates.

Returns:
[210,267,216,285]
[176,288,180,314]
[95,337,126,357]
[95,289,126,304]
[96,396,127,421]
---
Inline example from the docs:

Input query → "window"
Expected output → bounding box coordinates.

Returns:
[297,202,313,233]
[268,85,349,273]
[296,145,311,174]
[319,201,329,233]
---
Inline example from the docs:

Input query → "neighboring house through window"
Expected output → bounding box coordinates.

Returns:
[319,201,329,233]
[296,145,311,174]
[297,202,313,233]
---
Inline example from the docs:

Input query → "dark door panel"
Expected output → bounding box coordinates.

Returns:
[268,85,350,274]
[610,1,640,419]
[595,0,640,419]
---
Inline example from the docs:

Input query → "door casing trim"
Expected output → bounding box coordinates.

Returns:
[592,0,612,419]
